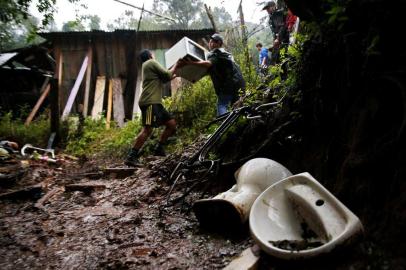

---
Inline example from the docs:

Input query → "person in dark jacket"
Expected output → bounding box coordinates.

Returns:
[179,33,245,116]
[262,1,289,44]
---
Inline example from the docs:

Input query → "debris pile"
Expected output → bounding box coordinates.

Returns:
[0,142,251,269]
[0,139,386,269]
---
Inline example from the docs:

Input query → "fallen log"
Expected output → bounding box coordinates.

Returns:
[34,187,63,210]
[0,170,26,186]
[66,171,104,180]
[104,167,137,178]
[0,184,43,201]
[0,163,27,186]
[64,183,106,194]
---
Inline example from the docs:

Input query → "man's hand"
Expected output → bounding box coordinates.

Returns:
[178,58,212,68]
[171,58,188,78]
[232,96,245,109]
[177,58,195,67]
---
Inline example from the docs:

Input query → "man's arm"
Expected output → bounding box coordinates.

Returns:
[261,57,267,67]
[179,58,212,68]
[152,59,184,81]
[168,62,180,79]
[169,59,186,75]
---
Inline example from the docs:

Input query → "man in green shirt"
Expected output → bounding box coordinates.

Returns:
[125,49,182,166]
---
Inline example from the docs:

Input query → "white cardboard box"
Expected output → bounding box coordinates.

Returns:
[165,37,209,83]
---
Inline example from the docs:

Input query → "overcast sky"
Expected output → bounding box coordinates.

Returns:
[31,0,266,29]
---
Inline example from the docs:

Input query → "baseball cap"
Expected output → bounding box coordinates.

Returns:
[210,33,223,44]
[262,1,276,10]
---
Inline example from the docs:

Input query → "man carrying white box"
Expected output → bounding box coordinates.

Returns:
[179,33,246,116]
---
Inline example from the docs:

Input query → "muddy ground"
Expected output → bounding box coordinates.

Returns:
[0,153,253,269]
[0,152,400,269]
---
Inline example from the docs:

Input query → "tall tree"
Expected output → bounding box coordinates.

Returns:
[0,15,46,50]
[82,14,101,30]
[106,10,138,31]
[0,0,81,29]
[194,6,233,29]
[159,0,204,29]
[62,20,85,32]
[0,0,80,50]
[1,0,54,27]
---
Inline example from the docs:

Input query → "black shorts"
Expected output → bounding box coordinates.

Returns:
[140,104,173,127]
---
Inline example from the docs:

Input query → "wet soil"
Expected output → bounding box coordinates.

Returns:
[0,156,251,269]
[0,150,404,269]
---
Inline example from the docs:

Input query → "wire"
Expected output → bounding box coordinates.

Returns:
[111,0,176,22]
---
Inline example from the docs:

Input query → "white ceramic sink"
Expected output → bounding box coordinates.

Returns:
[193,158,291,229]
[249,172,364,259]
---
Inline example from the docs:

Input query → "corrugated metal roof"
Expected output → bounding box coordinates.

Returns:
[0,53,17,66]
[0,44,55,74]
[38,28,214,39]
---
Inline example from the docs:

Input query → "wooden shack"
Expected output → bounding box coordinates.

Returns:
[39,29,213,123]
[0,45,54,116]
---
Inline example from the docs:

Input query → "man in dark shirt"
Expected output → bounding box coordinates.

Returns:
[262,1,289,44]
[180,34,245,116]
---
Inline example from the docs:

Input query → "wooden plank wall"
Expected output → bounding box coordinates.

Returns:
[91,76,105,120]
[57,38,88,115]
[112,78,125,127]
[51,31,211,122]
[61,55,89,120]
[123,33,138,119]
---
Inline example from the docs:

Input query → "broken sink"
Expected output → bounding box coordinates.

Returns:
[249,172,364,259]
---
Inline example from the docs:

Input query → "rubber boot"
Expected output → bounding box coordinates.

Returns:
[125,148,141,167]
[153,142,166,157]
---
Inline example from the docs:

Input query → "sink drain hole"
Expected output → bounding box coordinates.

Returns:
[315,199,324,206]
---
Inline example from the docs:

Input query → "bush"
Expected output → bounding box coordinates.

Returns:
[0,110,50,148]
[64,115,142,158]
[0,35,304,161]
[168,77,217,127]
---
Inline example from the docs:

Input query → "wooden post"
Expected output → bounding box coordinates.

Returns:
[49,48,62,147]
[237,0,251,79]
[91,76,106,120]
[106,79,113,129]
[83,44,93,117]
[132,68,142,119]
[137,3,145,31]
[61,55,89,120]
[112,78,125,127]
[238,0,247,46]
[25,77,50,126]
[50,78,59,137]
[56,49,63,111]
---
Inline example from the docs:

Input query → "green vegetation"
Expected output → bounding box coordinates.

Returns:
[0,0,306,159]
[0,110,50,147]
[0,0,80,50]
[64,77,218,158]
[0,32,305,159]
[64,116,142,158]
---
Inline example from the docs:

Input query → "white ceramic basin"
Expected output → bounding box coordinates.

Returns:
[193,158,292,229]
[249,172,364,259]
